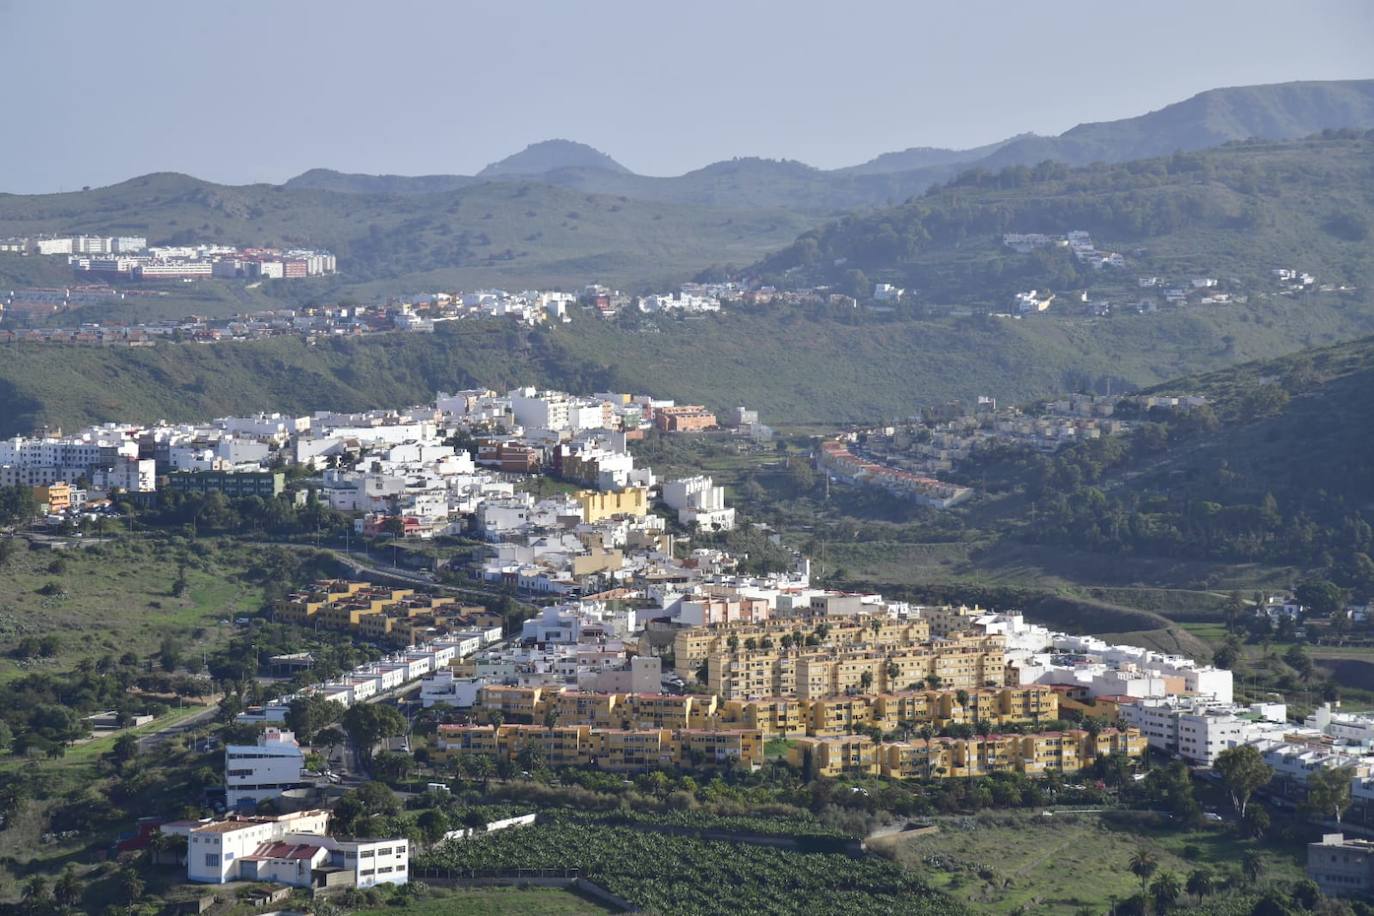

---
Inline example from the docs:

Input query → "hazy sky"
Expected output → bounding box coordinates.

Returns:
[2,0,1372,192]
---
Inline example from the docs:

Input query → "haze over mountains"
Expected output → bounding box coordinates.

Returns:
[3,78,1374,303]
[284,79,1374,214]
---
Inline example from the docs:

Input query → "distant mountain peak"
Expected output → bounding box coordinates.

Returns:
[477,139,631,178]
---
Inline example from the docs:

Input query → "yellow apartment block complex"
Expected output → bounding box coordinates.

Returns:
[672,617,933,677]
[475,684,1058,737]
[434,723,764,772]
[706,633,1006,700]
[788,727,1145,780]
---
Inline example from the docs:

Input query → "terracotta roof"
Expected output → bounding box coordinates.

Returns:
[248,841,323,861]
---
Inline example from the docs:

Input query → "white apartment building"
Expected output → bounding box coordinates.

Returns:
[662,475,735,531]
[99,457,157,493]
[225,728,308,809]
[1120,697,1290,764]
[420,670,485,708]
[510,388,571,432]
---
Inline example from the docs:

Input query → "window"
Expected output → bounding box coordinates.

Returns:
[361,849,374,857]
[204,854,220,867]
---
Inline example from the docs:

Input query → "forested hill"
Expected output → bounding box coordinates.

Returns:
[972,335,1374,599]
[753,131,1374,304]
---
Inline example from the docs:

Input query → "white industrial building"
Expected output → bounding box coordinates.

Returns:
[165,810,407,889]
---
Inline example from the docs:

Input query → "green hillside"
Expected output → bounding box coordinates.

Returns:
[0,173,814,296]
[980,79,1374,169]
[954,335,1374,599]
[757,132,1374,306]
[4,286,1374,438]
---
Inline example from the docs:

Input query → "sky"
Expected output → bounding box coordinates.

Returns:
[2,0,1372,193]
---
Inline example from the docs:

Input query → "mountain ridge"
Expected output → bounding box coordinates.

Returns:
[280,79,1374,212]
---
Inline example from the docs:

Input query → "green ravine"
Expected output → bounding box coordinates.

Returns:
[3,296,1374,436]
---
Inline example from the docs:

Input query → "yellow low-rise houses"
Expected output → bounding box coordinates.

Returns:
[273,579,489,646]
[788,727,1146,780]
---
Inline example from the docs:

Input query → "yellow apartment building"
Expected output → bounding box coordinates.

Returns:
[787,735,882,778]
[673,616,932,678]
[720,698,808,738]
[577,487,648,523]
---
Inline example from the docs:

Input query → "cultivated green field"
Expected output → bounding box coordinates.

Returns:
[350,887,610,915]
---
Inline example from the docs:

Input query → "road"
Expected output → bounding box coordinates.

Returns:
[137,706,220,752]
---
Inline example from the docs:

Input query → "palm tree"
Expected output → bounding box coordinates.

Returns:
[53,864,81,908]
[1242,849,1265,884]
[1185,868,1213,903]
[22,875,50,905]
[119,867,144,904]
[1130,847,1159,896]
[1150,871,1182,914]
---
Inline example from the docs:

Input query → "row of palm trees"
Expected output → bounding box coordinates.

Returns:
[1123,846,1265,914]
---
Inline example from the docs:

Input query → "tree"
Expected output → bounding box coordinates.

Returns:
[1214,745,1272,817]
[21,875,49,907]
[1129,847,1158,895]
[159,635,183,672]
[118,867,144,903]
[108,733,140,770]
[1284,643,1314,681]
[1212,637,1242,670]
[287,695,345,744]
[314,725,346,758]
[1305,764,1355,825]
[0,485,38,525]
[371,750,412,783]
[416,808,449,847]
[1150,871,1182,914]
[341,704,406,760]
[1241,849,1266,884]
[53,864,81,908]
[1296,578,1346,617]
[1243,803,1270,838]
[1184,868,1213,903]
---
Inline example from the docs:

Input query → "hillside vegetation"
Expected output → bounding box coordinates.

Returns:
[957,335,1374,600]
[5,284,1374,438]
[0,173,813,293]
[757,132,1374,305]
